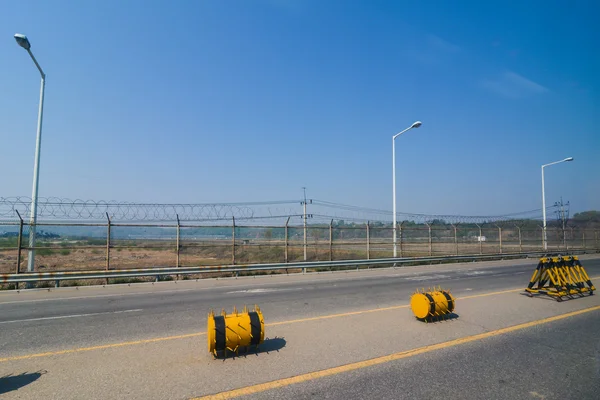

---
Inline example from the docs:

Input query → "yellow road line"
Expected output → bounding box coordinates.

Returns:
[0,332,204,363]
[266,304,410,327]
[194,304,600,400]
[2,277,597,363]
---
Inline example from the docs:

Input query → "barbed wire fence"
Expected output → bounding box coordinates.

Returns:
[0,197,598,280]
[0,196,560,225]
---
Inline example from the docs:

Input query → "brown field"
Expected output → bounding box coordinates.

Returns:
[1,227,598,289]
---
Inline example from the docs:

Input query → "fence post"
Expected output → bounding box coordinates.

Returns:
[329,219,333,261]
[284,216,290,263]
[232,217,236,266]
[426,223,432,256]
[569,227,573,250]
[582,231,586,250]
[399,222,404,257]
[366,221,370,261]
[106,213,111,285]
[476,224,482,255]
[176,214,180,280]
[495,224,502,254]
[452,224,458,256]
[596,230,599,250]
[15,210,23,276]
[515,225,522,253]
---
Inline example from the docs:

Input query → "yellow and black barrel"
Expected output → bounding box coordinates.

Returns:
[410,287,455,321]
[207,305,265,356]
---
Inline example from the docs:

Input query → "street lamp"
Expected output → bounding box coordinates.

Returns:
[541,157,573,251]
[392,121,422,257]
[14,33,46,274]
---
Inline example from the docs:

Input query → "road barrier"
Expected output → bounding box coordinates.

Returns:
[2,251,579,285]
[207,305,265,357]
[410,287,455,321]
[525,255,595,301]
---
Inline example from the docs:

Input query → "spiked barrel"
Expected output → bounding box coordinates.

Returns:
[410,287,455,320]
[207,305,265,356]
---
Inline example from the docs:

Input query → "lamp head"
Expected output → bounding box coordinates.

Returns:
[14,33,31,50]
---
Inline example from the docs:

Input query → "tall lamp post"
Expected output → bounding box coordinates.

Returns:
[15,33,46,273]
[541,157,573,251]
[392,121,422,257]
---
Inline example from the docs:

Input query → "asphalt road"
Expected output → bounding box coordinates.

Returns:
[1,256,599,357]
[247,310,600,400]
[0,255,599,399]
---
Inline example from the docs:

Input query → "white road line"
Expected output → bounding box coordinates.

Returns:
[0,309,143,325]
[226,288,303,294]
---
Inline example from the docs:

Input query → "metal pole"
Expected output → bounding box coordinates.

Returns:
[399,222,404,257]
[329,219,333,261]
[541,165,547,250]
[16,211,23,276]
[302,188,307,262]
[476,224,482,255]
[392,136,397,257]
[232,216,236,265]
[366,221,370,260]
[498,225,502,254]
[452,224,458,256]
[284,216,290,263]
[582,231,586,250]
[427,223,432,256]
[176,214,180,269]
[106,213,111,269]
[516,225,522,253]
[106,213,111,285]
[540,225,544,251]
[25,51,46,275]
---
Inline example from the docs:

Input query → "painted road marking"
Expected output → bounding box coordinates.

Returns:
[0,309,143,325]
[226,288,303,294]
[194,305,600,399]
[1,278,597,363]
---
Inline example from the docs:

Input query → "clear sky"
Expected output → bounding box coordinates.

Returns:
[1,0,598,216]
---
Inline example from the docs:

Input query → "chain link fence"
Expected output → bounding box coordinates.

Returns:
[1,219,598,276]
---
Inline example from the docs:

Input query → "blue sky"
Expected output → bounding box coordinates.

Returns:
[1,0,598,216]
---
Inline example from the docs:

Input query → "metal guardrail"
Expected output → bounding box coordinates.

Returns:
[3,251,590,284]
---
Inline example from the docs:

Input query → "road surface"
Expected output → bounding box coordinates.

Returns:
[1,255,599,399]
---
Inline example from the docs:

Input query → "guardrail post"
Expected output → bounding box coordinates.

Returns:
[329,219,333,261]
[15,210,23,276]
[106,213,111,285]
[426,223,432,256]
[452,224,458,256]
[366,221,370,261]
